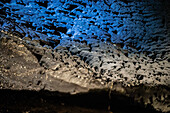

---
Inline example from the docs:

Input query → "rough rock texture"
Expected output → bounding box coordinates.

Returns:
[57,39,170,87]
[0,31,104,94]
[0,0,169,59]
[0,31,170,113]
[0,0,170,113]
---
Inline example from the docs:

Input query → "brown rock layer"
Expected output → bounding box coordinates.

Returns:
[0,31,169,112]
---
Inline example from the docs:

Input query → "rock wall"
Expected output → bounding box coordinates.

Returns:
[0,0,169,60]
[0,1,170,112]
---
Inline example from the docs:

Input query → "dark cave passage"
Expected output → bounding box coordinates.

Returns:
[0,89,162,113]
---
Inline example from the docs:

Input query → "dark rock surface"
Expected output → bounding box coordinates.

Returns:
[0,89,163,113]
[0,0,170,113]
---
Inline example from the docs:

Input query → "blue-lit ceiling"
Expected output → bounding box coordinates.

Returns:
[0,0,169,53]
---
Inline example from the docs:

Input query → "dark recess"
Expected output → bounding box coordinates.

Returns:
[35,1,48,8]
[0,89,163,113]
[0,0,11,3]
